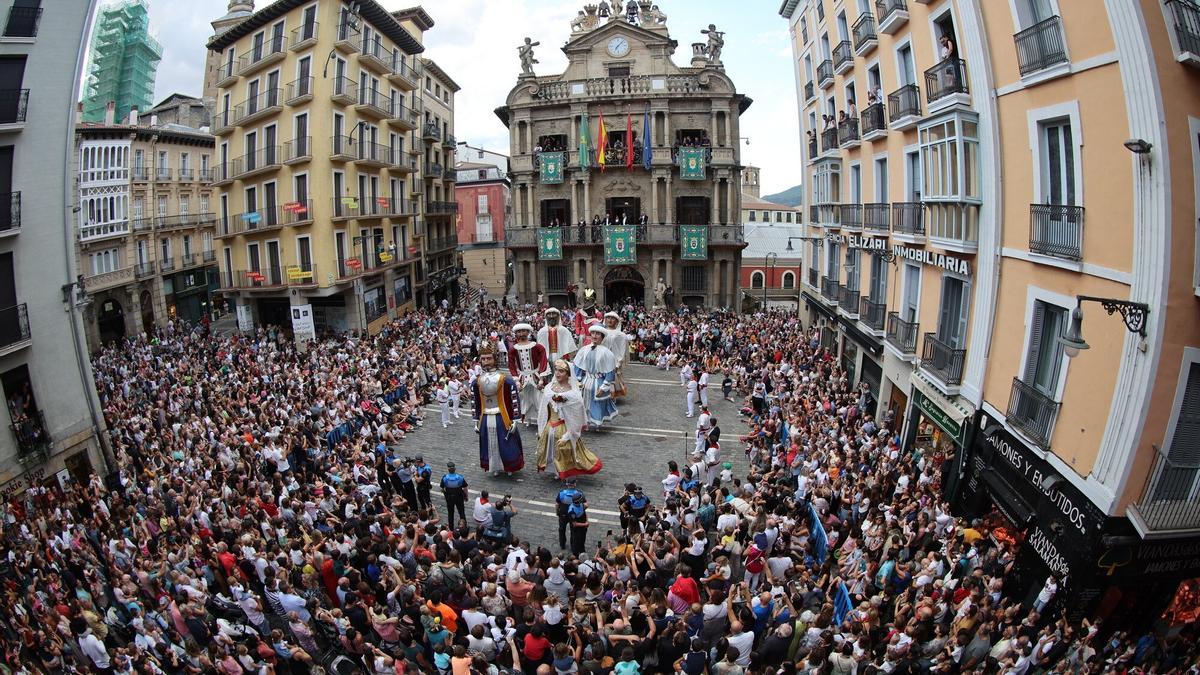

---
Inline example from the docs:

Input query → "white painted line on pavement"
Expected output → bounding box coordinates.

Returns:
[606,424,689,434]
[524,498,621,517]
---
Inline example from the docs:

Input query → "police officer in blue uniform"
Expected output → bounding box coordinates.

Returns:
[396,459,418,509]
[556,478,585,550]
[567,492,589,556]
[618,483,651,534]
[440,462,468,526]
[414,454,433,510]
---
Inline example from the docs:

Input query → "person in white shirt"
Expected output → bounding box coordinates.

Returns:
[695,407,711,455]
[448,377,463,419]
[473,491,494,530]
[436,382,451,428]
[685,375,699,418]
[679,362,693,388]
[697,368,710,407]
[74,623,111,671]
[704,441,721,485]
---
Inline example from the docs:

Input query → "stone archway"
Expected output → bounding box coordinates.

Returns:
[140,289,155,334]
[97,296,126,344]
[603,265,645,306]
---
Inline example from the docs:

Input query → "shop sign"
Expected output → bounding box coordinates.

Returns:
[825,233,889,252]
[1026,524,1072,577]
[914,390,962,441]
[977,418,1105,539]
[1097,538,1200,579]
[892,245,971,276]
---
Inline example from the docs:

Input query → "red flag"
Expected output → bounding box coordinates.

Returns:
[625,111,634,171]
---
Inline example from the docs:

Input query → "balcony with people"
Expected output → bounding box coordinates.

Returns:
[837,112,860,149]
[670,130,712,165]
[4,366,48,464]
[861,97,887,141]
[925,45,969,111]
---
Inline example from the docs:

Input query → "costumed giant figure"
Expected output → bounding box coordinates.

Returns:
[507,323,549,427]
[473,342,525,475]
[572,324,619,428]
[602,311,631,399]
[536,359,603,478]
[537,307,577,364]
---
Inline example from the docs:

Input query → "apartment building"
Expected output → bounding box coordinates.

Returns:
[0,0,109,494]
[415,53,462,308]
[781,0,1200,625]
[206,0,449,336]
[77,108,219,349]
[499,10,750,308]
[740,191,805,311]
[455,146,511,300]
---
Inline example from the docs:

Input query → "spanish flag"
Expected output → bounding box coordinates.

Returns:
[597,109,607,171]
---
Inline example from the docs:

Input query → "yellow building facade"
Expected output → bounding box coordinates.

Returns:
[782,0,1200,623]
[206,1,456,336]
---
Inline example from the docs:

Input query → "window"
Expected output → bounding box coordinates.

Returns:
[183,235,192,256]
[920,113,981,243]
[90,248,120,275]
[179,196,189,216]
[223,247,233,286]
[136,240,148,265]
[936,275,969,348]
[160,237,172,263]
[787,213,794,223]
[478,193,488,211]
[906,150,922,200]
[782,271,796,289]
[1024,300,1067,394]
[849,164,862,202]
[749,211,756,222]
[901,263,920,322]
[682,266,707,292]
[898,43,916,85]
[875,157,889,201]
[297,236,312,269]
[202,232,213,252]
[157,196,167,217]
[751,270,765,289]
[1039,119,1076,206]
[201,196,210,213]
[845,248,860,290]
[1155,360,1200,501]
[826,241,840,278]
[608,65,630,78]
[869,254,887,300]
[546,265,568,291]
[810,242,821,278]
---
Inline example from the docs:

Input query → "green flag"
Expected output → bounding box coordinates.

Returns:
[680,225,708,260]
[538,228,562,260]
[540,151,564,184]
[678,147,707,180]
[578,112,591,171]
[604,225,636,265]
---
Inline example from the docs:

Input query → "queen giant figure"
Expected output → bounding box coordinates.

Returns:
[572,324,619,428]
[536,359,603,478]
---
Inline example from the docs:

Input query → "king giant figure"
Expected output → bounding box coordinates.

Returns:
[474,342,525,475]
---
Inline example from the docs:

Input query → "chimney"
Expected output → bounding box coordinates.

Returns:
[690,43,708,68]
[104,101,115,125]
[127,106,138,126]
[75,102,83,124]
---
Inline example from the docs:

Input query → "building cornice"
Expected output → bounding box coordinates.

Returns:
[207,0,424,55]
[420,58,461,92]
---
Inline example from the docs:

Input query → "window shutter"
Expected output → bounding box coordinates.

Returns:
[1169,364,1200,466]
[1024,302,1046,384]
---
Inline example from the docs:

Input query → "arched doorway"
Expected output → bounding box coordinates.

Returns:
[140,290,155,334]
[96,297,125,344]
[604,266,644,306]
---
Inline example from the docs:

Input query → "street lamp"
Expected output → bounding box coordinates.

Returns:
[1059,295,1150,358]
[764,251,777,310]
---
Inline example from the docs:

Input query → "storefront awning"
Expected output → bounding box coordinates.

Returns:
[911,370,975,427]
[981,471,1036,528]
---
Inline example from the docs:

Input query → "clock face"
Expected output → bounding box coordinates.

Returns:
[607,36,630,57]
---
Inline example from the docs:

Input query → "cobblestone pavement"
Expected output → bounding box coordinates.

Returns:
[400,362,751,550]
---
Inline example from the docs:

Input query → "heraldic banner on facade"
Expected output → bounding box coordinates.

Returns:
[539,228,563,260]
[678,147,707,180]
[604,225,636,265]
[680,225,708,260]
[540,151,565,184]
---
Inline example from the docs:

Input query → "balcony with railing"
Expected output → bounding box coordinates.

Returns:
[838,118,860,148]
[290,21,318,51]
[210,162,233,186]
[1007,377,1059,450]
[1128,445,1200,536]
[155,214,198,231]
[891,202,925,241]
[0,88,25,126]
[838,286,860,316]
[885,312,918,355]
[820,276,840,303]
[861,103,886,140]
[389,101,419,130]
[155,167,172,181]
[817,59,834,88]
[839,203,862,231]
[0,303,30,354]
[921,333,966,387]
[820,127,838,154]
[286,76,314,105]
[389,55,421,89]
[131,217,153,233]
[285,262,318,287]
[10,409,48,460]
[131,166,149,182]
[853,14,878,55]
[426,200,459,214]
[211,109,234,135]
[84,266,134,292]
[422,122,442,142]
[807,137,818,160]
[178,168,194,181]
[807,267,819,288]
[860,297,886,333]
[443,167,457,181]
[424,162,444,180]
[862,203,889,232]
[330,135,356,162]
[352,140,391,168]
[833,40,854,74]
[134,261,156,279]
[1166,0,1200,66]
[199,168,213,183]
[331,76,356,105]
[239,35,287,77]
[159,256,176,273]
[334,20,360,53]
[3,4,42,37]
[354,86,392,119]
[804,81,815,102]
[0,191,18,234]
[1029,203,1083,261]
[203,249,216,263]
[428,234,460,252]
[1014,16,1069,76]
[814,204,841,228]
[925,58,969,109]
[231,146,280,180]
[233,88,282,126]
[876,0,909,34]
[359,35,390,73]
[232,265,286,289]
[888,84,921,129]
[282,136,311,165]
[216,59,238,88]
[927,202,978,252]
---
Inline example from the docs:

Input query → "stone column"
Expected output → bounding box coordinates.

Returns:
[571,181,579,223]
[665,176,674,223]
[526,185,535,226]
[582,179,591,221]
[650,175,658,225]
[710,177,720,224]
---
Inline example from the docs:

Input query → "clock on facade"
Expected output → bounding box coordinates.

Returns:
[606,36,630,57]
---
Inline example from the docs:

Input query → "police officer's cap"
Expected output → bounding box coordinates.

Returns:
[625,483,637,492]
[563,477,577,486]
[415,454,424,462]
[447,461,456,470]
[572,492,585,503]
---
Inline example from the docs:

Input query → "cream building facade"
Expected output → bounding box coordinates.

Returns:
[499,7,750,308]
[77,114,219,348]
[206,1,457,336]
[782,0,1200,624]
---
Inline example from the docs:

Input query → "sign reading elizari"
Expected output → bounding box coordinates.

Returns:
[825,233,888,252]
[893,245,972,276]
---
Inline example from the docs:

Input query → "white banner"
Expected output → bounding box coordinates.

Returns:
[291,304,316,342]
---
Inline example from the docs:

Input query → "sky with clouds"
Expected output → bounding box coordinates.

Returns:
[133,0,801,195]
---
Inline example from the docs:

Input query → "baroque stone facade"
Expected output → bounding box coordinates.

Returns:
[498,6,750,308]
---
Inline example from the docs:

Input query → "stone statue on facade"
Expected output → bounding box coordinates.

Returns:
[572,5,600,32]
[654,278,667,308]
[642,3,667,27]
[702,24,725,64]
[518,37,540,77]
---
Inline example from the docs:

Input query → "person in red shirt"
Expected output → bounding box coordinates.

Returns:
[319,550,340,606]
[522,624,553,667]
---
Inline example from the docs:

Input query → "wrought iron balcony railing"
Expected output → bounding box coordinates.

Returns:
[1029,203,1083,260]
[1014,15,1069,76]
[921,333,966,385]
[886,312,918,354]
[1007,377,1059,449]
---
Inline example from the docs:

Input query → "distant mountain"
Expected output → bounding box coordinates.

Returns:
[761,185,804,207]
